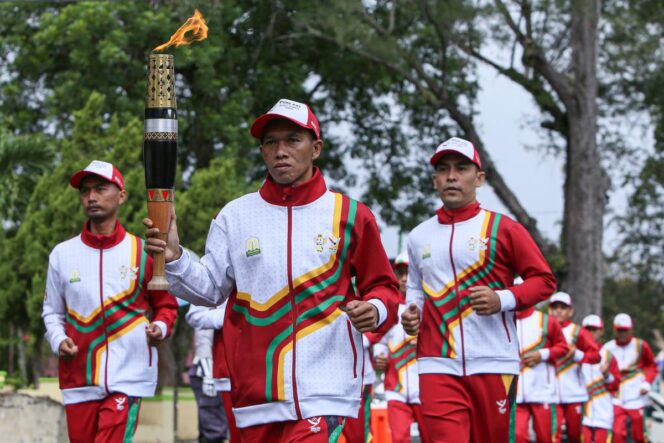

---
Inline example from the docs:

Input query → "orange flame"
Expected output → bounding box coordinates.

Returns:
[153,9,208,52]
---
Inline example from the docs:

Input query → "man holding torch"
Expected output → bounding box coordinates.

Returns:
[42,160,178,443]
[144,99,400,441]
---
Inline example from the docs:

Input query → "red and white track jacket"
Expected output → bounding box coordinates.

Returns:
[185,302,231,392]
[165,169,400,428]
[605,336,658,409]
[582,345,621,430]
[374,304,420,404]
[406,202,557,376]
[555,320,601,403]
[516,307,568,404]
[42,221,178,404]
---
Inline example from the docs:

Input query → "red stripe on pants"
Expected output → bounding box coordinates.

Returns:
[613,405,647,443]
[65,393,139,443]
[515,403,562,443]
[387,400,431,443]
[582,425,611,443]
[561,402,583,443]
[419,373,514,443]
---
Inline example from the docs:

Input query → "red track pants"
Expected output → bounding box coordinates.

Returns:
[515,403,562,443]
[387,400,430,443]
[582,426,612,443]
[613,406,647,443]
[240,416,344,443]
[342,385,372,442]
[64,393,141,443]
[561,402,583,443]
[419,373,517,443]
[221,391,241,443]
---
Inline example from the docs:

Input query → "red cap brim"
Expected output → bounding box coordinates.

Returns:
[69,171,122,190]
[250,114,320,140]
[430,149,481,169]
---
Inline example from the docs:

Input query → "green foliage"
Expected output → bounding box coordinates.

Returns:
[179,155,259,255]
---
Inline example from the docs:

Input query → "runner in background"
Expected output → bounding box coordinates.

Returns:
[515,297,568,443]
[549,292,601,442]
[186,302,239,442]
[605,313,658,443]
[374,252,430,443]
[580,314,621,443]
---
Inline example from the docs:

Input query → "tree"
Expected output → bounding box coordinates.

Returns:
[282,0,606,318]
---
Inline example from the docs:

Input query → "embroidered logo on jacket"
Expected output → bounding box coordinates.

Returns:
[496,399,507,414]
[246,237,261,257]
[468,237,489,252]
[119,265,139,281]
[69,270,81,283]
[328,235,340,253]
[115,397,126,411]
[307,417,322,433]
[422,245,431,259]
[314,234,327,253]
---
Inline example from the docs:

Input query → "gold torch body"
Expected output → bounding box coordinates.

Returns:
[144,54,177,290]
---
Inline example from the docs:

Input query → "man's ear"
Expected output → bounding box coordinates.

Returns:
[475,170,486,188]
[312,139,323,161]
[118,189,128,205]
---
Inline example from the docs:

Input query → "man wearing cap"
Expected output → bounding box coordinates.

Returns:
[401,137,557,442]
[374,252,430,443]
[42,160,178,442]
[581,314,622,443]
[549,292,601,443]
[604,313,658,443]
[515,300,569,443]
[144,98,400,441]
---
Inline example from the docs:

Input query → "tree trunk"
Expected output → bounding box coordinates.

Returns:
[563,0,606,320]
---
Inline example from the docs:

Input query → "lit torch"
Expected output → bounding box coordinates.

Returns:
[145,10,208,290]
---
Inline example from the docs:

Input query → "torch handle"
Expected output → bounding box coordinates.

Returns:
[147,198,173,291]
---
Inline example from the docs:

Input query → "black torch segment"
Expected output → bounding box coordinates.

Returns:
[144,107,178,189]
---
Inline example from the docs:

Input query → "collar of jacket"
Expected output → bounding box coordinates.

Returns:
[259,167,327,206]
[560,319,572,328]
[81,219,126,249]
[436,201,481,224]
[516,306,536,320]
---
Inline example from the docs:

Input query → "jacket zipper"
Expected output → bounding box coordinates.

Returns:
[99,248,110,394]
[287,206,302,419]
[448,222,466,375]
[346,320,358,378]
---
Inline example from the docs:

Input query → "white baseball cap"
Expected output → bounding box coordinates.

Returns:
[582,314,604,329]
[614,313,633,330]
[430,137,482,169]
[550,291,572,307]
[393,251,409,267]
[70,160,125,190]
[250,98,321,140]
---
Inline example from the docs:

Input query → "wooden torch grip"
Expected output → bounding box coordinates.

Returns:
[147,199,172,291]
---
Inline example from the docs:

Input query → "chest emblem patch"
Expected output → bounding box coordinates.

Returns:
[328,235,340,253]
[468,236,489,252]
[120,265,139,281]
[69,269,81,283]
[246,237,261,257]
[314,234,327,253]
[422,245,431,259]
